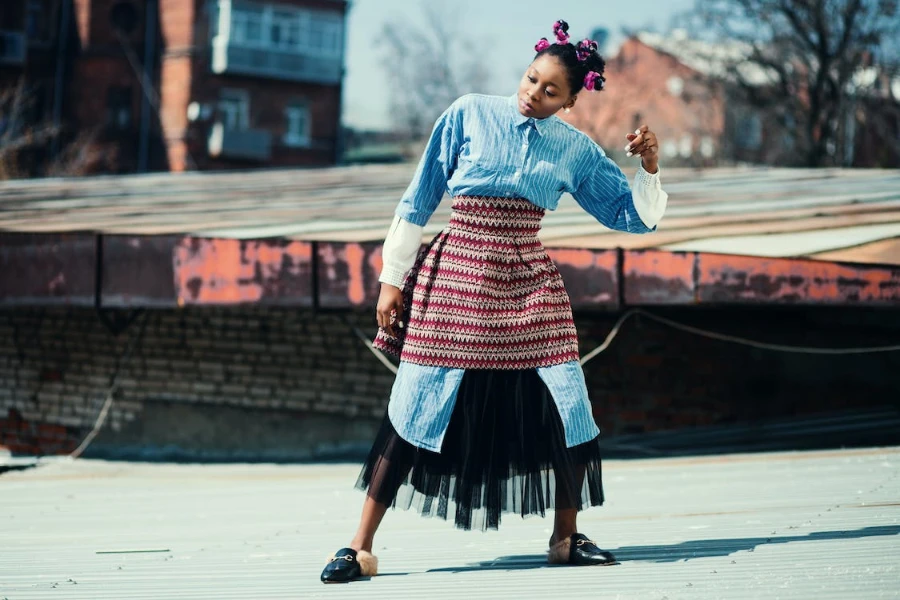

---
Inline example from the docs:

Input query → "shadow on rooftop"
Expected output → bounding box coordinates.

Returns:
[424,525,900,573]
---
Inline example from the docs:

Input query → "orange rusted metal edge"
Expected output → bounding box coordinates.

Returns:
[624,249,900,305]
[2,233,898,308]
[173,237,314,307]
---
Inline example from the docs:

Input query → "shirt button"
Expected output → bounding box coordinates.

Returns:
[522,143,528,149]
[514,170,520,176]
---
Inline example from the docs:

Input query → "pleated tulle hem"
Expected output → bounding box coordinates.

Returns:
[354,369,605,531]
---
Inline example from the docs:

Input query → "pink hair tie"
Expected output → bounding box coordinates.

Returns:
[583,71,602,91]
[534,38,551,52]
[576,39,598,62]
[553,20,570,45]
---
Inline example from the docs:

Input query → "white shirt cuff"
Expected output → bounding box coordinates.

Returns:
[632,164,668,229]
[378,215,424,288]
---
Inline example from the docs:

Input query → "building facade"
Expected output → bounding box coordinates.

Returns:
[0,0,348,175]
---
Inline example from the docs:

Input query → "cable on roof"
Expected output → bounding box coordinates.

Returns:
[354,307,900,375]
[70,310,150,459]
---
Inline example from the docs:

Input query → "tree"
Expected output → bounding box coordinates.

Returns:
[376,2,491,143]
[684,0,900,167]
[0,79,105,179]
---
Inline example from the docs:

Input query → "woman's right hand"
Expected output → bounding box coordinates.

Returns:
[376,283,404,337]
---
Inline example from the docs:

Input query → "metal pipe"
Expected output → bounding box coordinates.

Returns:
[50,0,72,159]
[138,0,158,172]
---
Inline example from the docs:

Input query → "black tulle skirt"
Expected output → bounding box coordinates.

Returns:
[355,369,605,531]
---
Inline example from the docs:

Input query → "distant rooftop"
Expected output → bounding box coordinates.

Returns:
[1,164,898,266]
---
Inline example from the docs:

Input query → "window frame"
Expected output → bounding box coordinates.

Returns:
[217,88,250,131]
[283,101,311,148]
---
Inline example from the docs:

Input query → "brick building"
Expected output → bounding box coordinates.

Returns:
[0,0,348,175]
[564,31,768,168]
[566,31,900,168]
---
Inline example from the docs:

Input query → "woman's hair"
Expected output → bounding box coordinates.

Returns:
[533,20,606,95]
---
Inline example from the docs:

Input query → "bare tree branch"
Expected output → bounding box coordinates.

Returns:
[377,1,491,143]
[686,0,900,166]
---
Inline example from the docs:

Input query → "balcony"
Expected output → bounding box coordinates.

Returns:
[0,31,26,65]
[211,40,342,85]
[207,123,273,162]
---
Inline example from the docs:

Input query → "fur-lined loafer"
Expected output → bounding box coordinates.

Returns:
[548,533,618,566]
[320,547,378,583]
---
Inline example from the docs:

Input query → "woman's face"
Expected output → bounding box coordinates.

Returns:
[517,54,576,119]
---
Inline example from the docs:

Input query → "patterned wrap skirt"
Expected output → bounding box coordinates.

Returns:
[373,196,580,369]
[361,196,604,531]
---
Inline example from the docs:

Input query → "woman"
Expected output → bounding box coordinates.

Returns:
[321,19,668,583]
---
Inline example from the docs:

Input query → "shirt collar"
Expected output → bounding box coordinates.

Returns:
[507,94,553,136]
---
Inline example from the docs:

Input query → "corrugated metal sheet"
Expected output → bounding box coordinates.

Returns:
[0,165,898,266]
[2,447,898,599]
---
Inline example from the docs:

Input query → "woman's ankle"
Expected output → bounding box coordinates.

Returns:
[349,536,374,553]
[550,531,575,547]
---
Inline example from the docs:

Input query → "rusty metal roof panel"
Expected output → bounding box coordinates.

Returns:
[1,447,898,599]
[1,166,899,265]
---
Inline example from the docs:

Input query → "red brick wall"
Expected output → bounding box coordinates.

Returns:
[157,0,195,49]
[1,408,81,456]
[73,0,92,45]
[1,306,897,459]
[76,0,148,47]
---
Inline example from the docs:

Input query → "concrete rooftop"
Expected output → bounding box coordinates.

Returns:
[2,446,899,599]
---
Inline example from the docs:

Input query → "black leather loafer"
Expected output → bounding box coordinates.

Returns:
[320,547,379,583]
[548,533,618,566]
[569,533,618,565]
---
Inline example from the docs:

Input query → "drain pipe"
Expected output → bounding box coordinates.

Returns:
[137,0,158,172]
[50,0,72,159]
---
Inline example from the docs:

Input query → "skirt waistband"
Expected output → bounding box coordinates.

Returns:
[449,196,544,238]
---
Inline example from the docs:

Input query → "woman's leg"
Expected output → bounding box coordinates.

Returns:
[349,497,388,552]
[348,448,411,551]
[551,463,586,545]
[547,462,616,566]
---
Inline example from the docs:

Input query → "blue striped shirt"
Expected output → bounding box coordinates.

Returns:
[395,93,660,233]
[385,93,667,452]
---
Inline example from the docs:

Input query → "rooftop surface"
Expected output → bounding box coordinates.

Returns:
[2,446,899,599]
[1,165,898,266]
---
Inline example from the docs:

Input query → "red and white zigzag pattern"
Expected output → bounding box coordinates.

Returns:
[374,196,580,370]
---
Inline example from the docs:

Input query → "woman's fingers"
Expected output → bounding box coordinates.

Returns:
[393,297,404,325]
[630,131,659,157]
[377,303,404,338]
[377,305,394,337]
[627,126,656,157]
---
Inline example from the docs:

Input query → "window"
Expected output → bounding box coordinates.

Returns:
[662,140,678,158]
[736,114,762,150]
[678,135,693,158]
[107,86,133,130]
[217,89,249,130]
[666,76,684,97]
[284,102,310,147]
[214,1,343,56]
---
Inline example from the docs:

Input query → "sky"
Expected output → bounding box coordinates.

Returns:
[341,0,697,131]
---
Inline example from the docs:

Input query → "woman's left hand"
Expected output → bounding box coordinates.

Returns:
[625,125,659,173]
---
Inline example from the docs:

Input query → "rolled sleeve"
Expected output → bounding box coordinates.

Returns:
[379,215,424,288]
[631,164,668,229]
